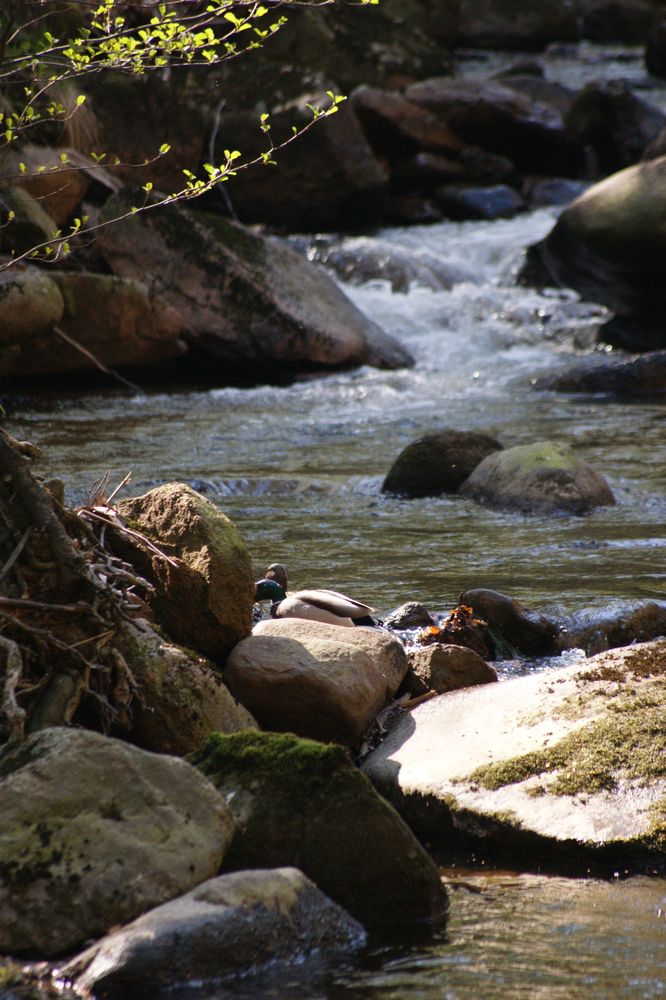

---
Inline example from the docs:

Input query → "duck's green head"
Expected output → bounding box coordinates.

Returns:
[255,578,286,602]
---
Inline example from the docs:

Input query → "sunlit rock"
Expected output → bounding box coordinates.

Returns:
[113,483,255,661]
[363,640,666,875]
[408,643,498,693]
[224,618,408,747]
[459,588,559,656]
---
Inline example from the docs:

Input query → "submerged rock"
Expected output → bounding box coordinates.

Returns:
[363,640,666,875]
[536,349,666,395]
[224,617,408,747]
[98,191,413,374]
[113,483,255,661]
[382,429,503,498]
[555,599,666,656]
[62,868,366,1000]
[190,731,449,931]
[0,728,233,958]
[460,440,615,515]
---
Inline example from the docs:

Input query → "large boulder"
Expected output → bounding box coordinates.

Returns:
[565,80,666,177]
[0,728,234,958]
[190,730,449,930]
[382,429,503,497]
[117,619,257,756]
[98,192,412,373]
[113,483,255,662]
[555,599,666,656]
[212,103,390,231]
[457,0,578,49]
[224,618,408,747]
[363,640,666,874]
[404,77,580,177]
[519,156,666,351]
[459,440,615,515]
[9,272,186,378]
[62,868,366,1000]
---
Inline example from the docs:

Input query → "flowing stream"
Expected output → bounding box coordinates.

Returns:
[5,43,666,1000]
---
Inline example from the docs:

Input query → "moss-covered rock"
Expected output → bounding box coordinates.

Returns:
[117,619,257,756]
[362,640,666,874]
[189,730,449,931]
[114,483,254,661]
[460,440,615,515]
[0,727,233,958]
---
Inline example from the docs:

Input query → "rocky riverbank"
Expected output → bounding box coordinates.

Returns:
[0,426,664,996]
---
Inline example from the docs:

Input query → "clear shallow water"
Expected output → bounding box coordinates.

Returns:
[8,208,666,616]
[173,872,666,1000]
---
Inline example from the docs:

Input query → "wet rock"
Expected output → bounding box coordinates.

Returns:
[363,640,666,875]
[459,588,559,655]
[434,183,525,220]
[10,272,186,378]
[405,77,580,176]
[117,619,258,757]
[0,267,64,376]
[518,156,666,351]
[4,144,91,226]
[213,103,389,232]
[555,599,666,655]
[382,429,503,498]
[62,868,366,1000]
[408,644,498,693]
[113,483,255,661]
[384,601,437,630]
[0,728,233,958]
[224,618,408,747]
[98,191,412,373]
[460,440,615,515]
[190,731,449,930]
[523,177,590,207]
[565,80,666,176]
[415,604,493,659]
[536,349,666,395]
[457,0,578,50]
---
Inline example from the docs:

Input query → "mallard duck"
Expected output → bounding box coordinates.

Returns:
[254,574,376,627]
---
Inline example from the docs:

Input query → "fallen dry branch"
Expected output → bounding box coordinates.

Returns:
[0,430,155,743]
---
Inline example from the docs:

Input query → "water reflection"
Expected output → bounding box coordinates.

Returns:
[171,873,666,1000]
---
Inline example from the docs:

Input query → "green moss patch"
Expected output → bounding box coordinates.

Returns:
[464,686,666,797]
[577,640,666,684]
[189,730,351,789]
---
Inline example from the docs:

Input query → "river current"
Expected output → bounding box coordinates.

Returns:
[5,43,666,1000]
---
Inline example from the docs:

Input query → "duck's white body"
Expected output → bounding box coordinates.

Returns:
[275,589,375,627]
